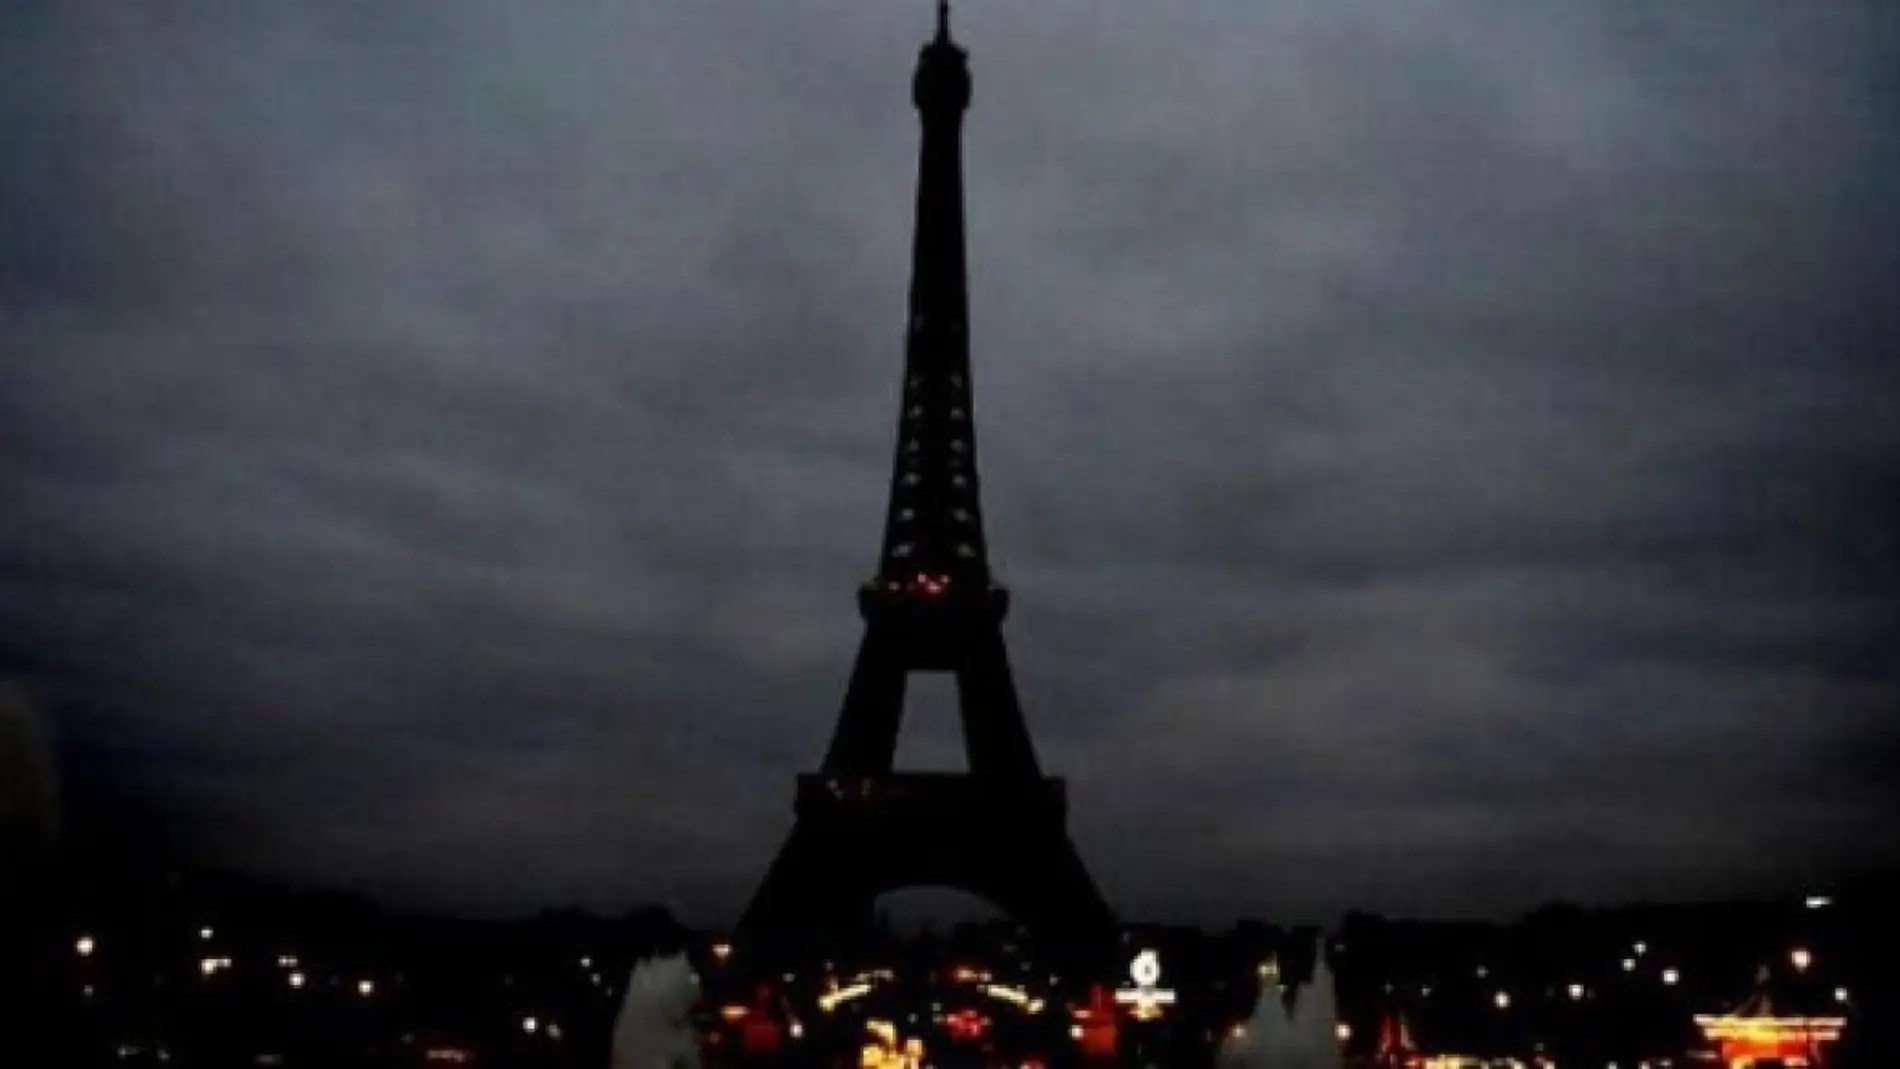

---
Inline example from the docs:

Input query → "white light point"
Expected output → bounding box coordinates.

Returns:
[1130,949,1161,987]
[76,936,97,957]
[1791,948,1813,972]
[1494,991,1511,1010]
[521,1016,539,1035]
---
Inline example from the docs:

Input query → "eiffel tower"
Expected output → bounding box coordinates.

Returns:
[736,2,1115,973]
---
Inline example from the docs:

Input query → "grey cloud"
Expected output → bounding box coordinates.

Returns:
[3,0,1895,923]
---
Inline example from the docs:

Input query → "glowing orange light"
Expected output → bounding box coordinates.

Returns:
[1696,1012,1846,1067]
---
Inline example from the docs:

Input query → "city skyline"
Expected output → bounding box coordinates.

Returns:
[4,1,1896,925]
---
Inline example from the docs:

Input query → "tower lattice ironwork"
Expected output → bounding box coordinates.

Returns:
[737,3,1115,973]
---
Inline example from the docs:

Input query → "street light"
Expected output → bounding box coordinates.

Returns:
[76,936,96,958]
[1791,948,1813,972]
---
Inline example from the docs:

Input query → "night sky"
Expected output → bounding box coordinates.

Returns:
[3,1,1896,925]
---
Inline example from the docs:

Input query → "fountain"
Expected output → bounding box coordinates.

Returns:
[609,952,703,1069]
[1216,937,1342,1069]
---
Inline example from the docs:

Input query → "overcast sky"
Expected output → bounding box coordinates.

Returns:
[3,1,1896,925]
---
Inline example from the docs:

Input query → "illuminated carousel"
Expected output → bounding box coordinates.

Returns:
[1689,964,1848,1069]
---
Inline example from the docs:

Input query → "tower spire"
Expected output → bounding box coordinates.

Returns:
[878,0,981,602]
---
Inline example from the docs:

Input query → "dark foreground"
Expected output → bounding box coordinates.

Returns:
[27,862,1890,1068]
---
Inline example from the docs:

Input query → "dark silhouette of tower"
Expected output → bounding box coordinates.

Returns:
[737,2,1115,974]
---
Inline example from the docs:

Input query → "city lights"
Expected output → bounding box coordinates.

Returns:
[357,979,376,997]
[1114,949,1178,1020]
[818,982,873,1012]
[521,1016,539,1034]
[1129,949,1160,987]
[1790,947,1812,972]
[199,927,214,941]
[1493,991,1511,1010]
[1805,895,1833,909]
[982,983,1032,1006]
[288,972,306,989]
[1661,968,1680,986]
[1568,983,1585,1000]
[76,935,96,957]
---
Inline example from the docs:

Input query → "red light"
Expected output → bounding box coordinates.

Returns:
[943,1008,989,1042]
